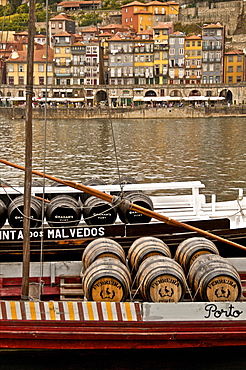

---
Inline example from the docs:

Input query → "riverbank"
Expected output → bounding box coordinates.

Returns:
[2,105,246,120]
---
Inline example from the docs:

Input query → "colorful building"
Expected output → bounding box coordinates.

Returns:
[153,22,174,84]
[6,46,54,91]
[202,23,225,84]
[121,1,178,32]
[185,35,202,84]
[224,50,245,84]
[168,31,185,84]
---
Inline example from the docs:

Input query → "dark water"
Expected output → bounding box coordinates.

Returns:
[1,347,246,369]
[0,116,246,201]
[1,115,246,366]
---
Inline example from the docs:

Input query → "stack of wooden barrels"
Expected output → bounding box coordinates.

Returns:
[81,236,242,303]
[2,177,154,228]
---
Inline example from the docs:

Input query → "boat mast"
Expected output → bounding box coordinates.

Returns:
[22,0,36,300]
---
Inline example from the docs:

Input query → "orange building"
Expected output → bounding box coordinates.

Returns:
[224,50,245,84]
[121,1,178,32]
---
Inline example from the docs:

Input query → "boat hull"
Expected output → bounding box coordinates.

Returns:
[1,301,246,349]
[1,320,246,349]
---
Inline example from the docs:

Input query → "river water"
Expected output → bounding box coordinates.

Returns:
[1,115,246,202]
[1,115,246,368]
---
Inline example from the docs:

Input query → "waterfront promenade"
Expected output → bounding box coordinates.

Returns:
[2,104,246,120]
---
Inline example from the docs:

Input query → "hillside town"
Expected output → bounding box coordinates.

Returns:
[0,0,245,107]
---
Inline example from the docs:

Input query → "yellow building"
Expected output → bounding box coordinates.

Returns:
[224,50,245,84]
[6,47,54,91]
[153,22,174,84]
[133,37,154,84]
[185,35,202,84]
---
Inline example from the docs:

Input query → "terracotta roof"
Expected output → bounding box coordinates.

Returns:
[50,13,73,20]
[7,47,54,62]
[153,22,173,29]
[137,29,153,34]
[146,1,166,5]
[203,23,223,29]
[52,31,72,37]
[81,27,97,33]
[185,35,202,40]
[121,1,146,8]
[225,50,244,55]
[171,31,185,35]
[72,41,85,46]
[100,24,127,29]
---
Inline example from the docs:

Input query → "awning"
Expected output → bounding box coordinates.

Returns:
[182,96,208,101]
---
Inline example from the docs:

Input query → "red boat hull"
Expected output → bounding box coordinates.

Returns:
[1,320,246,349]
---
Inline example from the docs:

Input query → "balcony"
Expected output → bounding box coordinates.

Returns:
[54,61,71,67]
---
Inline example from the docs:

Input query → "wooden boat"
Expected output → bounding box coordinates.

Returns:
[1,178,246,349]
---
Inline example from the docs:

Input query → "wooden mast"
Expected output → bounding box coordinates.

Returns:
[22,0,36,300]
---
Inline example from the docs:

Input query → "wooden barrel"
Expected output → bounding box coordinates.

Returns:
[135,256,186,302]
[81,178,106,203]
[7,195,42,228]
[82,238,126,270]
[0,199,7,228]
[83,196,117,225]
[112,176,139,185]
[127,236,172,272]
[174,237,219,274]
[117,192,153,224]
[187,254,242,302]
[46,194,82,227]
[82,257,132,302]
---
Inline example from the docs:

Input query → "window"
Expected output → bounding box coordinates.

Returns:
[38,64,44,72]
[65,48,70,54]
[179,48,184,55]
[51,23,55,29]
[237,65,242,72]
[55,48,60,54]
[18,65,24,72]
[9,77,14,85]
[228,66,233,73]
[39,77,44,85]
[169,38,175,44]
[58,22,62,29]
[169,48,175,55]
[237,76,242,82]
[18,77,24,85]
[8,64,14,72]
[228,76,233,83]
[186,41,190,47]
[179,38,184,44]
[237,55,242,62]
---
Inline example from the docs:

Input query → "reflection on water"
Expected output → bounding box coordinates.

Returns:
[0,116,246,201]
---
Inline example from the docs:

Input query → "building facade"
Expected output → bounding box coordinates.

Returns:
[202,23,225,84]
[224,50,245,84]
[185,35,202,84]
